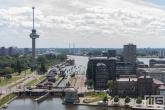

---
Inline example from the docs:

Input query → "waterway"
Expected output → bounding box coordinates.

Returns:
[3,96,130,110]
[58,55,88,87]
[137,58,165,65]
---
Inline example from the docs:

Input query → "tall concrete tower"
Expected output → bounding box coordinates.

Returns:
[29,7,40,67]
[159,49,164,58]
[123,43,136,64]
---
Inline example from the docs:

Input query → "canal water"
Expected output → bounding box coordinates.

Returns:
[138,58,165,65]
[58,55,88,87]
[3,96,130,110]
[3,56,164,110]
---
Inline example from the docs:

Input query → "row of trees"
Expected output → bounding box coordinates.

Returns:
[113,95,142,104]
[0,54,31,76]
[0,53,67,76]
[87,50,102,57]
[35,54,67,74]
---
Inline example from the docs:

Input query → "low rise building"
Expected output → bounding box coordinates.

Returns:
[157,85,165,95]
[152,78,164,95]
[137,76,153,97]
[136,68,165,83]
[115,78,137,97]
[66,58,75,65]
[48,77,56,83]
[64,88,79,103]
[150,59,165,68]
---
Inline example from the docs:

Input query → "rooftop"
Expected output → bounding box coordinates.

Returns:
[138,76,151,78]
[158,85,165,89]
[96,63,106,67]
[137,68,165,73]
[48,77,55,80]
[116,78,137,82]
[66,88,77,92]
[153,78,164,85]
[89,57,116,60]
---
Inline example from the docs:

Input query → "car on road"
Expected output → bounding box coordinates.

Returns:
[29,88,33,90]
[97,101,108,106]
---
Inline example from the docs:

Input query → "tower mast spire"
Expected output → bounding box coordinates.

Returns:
[32,6,35,30]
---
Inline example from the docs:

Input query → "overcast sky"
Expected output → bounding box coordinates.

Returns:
[1,0,165,48]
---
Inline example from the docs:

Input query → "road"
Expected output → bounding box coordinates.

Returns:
[74,74,87,93]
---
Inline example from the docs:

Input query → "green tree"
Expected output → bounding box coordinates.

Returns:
[86,62,93,80]
[17,60,21,75]
[40,62,46,73]
[136,97,142,104]
[4,67,12,75]
[5,74,12,80]
[87,52,93,57]
[103,95,108,102]
[107,81,113,88]
[57,54,67,61]
[37,55,47,64]
[31,67,34,72]
[88,79,94,87]
[114,95,119,103]
[124,96,131,104]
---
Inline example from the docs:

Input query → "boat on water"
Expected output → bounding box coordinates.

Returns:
[2,104,8,108]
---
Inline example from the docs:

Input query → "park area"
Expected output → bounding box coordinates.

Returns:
[83,91,110,103]
[0,76,21,86]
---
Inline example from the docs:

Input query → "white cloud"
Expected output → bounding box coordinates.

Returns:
[0,0,165,48]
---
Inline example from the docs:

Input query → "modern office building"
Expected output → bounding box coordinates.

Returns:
[8,46,14,56]
[123,43,136,64]
[101,51,107,57]
[107,50,116,58]
[116,62,137,78]
[159,49,164,58]
[88,57,116,89]
[149,59,165,68]
[0,46,5,55]
[24,48,29,54]
[101,50,116,58]
[95,63,109,89]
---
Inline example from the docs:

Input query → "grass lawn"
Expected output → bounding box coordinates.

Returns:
[9,78,28,88]
[11,69,31,76]
[39,76,46,81]
[84,91,109,103]
[0,77,21,86]
[11,69,32,76]
[24,79,38,87]
[0,93,16,107]
[25,76,46,87]
[69,77,74,84]
[56,76,61,81]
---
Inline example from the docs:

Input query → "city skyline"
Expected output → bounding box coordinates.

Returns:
[1,0,165,48]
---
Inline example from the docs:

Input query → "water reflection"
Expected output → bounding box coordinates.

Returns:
[5,97,130,110]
